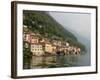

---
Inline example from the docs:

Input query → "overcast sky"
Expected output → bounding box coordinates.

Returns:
[49,12,91,41]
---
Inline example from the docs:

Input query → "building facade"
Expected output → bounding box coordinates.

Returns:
[30,36,39,44]
[45,43,53,53]
[31,43,44,56]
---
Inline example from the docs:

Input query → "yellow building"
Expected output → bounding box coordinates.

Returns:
[45,43,53,53]
[44,43,56,54]
[52,45,56,54]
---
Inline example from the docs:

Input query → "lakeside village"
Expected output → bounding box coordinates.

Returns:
[23,25,81,56]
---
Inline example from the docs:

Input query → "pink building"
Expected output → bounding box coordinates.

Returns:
[23,32,39,44]
[30,36,39,44]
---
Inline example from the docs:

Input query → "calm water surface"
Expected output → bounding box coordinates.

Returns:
[29,52,90,69]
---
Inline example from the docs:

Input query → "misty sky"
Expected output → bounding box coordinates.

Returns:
[49,12,91,41]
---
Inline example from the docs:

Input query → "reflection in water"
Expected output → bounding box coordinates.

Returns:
[26,53,89,69]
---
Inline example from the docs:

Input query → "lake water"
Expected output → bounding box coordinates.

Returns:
[29,52,90,69]
[23,44,90,69]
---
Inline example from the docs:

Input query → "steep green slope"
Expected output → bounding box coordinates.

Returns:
[23,10,86,52]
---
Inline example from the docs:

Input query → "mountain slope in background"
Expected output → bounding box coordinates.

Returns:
[23,10,86,52]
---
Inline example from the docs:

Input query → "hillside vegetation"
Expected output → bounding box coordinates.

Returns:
[23,10,86,52]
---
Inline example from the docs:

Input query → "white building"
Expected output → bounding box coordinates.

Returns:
[65,42,69,47]
[31,43,44,56]
[52,40,62,46]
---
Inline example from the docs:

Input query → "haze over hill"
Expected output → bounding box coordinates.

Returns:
[49,12,91,51]
[49,12,91,65]
[49,12,91,42]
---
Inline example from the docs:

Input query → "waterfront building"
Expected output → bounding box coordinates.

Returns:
[45,43,53,53]
[31,43,44,56]
[65,42,69,47]
[52,40,62,46]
